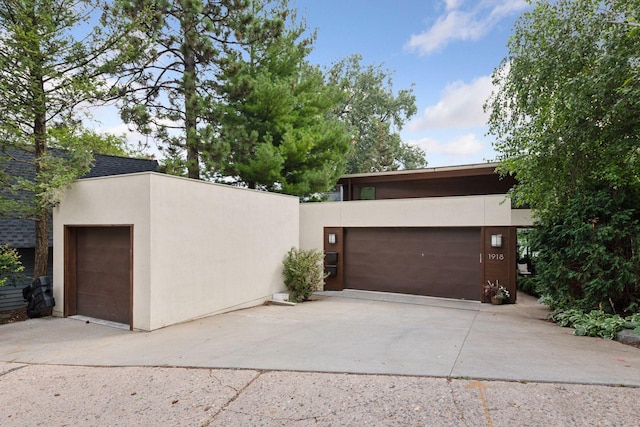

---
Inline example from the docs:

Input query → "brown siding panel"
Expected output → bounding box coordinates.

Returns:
[324,227,344,291]
[74,227,131,325]
[338,165,516,201]
[373,175,514,200]
[482,226,517,303]
[344,228,481,300]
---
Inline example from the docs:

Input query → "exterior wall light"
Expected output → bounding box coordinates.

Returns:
[491,234,503,248]
[328,233,337,244]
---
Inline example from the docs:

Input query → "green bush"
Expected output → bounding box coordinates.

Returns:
[550,308,638,339]
[0,244,24,287]
[531,185,640,314]
[282,247,326,302]
[517,275,540,297]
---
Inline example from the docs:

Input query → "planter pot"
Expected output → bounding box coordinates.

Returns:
[490,297,504,305]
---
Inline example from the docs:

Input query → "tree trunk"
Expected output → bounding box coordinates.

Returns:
[33,213,49,279]
[183,8,199,180]
[28,3,49,280]
[33,71,48,279]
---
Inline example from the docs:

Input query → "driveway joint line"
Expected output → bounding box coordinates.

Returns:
[326,293,481,312]
[449,308,481,378]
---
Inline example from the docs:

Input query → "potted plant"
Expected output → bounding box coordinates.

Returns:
[484,280,510,304]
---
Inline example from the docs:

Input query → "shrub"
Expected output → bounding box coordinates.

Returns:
[0,244,24,287]
[550,308,637,339]
[517,275,541,297]
[282,247,326,302]
[530,186,640,315]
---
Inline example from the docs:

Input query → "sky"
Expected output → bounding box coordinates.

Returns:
[294,0,531,167]
[92,0,532,169]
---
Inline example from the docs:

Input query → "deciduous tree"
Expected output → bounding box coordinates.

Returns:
[486,0,640,312]
[0,0,142,278]
[328,54,426,173]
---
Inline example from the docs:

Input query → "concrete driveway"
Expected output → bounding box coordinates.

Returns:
[1,290,638,386]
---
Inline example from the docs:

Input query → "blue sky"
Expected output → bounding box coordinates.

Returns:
[295,0,531,167]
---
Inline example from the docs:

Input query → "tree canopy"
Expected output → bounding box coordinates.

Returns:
[0,0,141,277]
[114,0,285,180]
[328,54,426,174]
[213,6,350,195]
[486,0,640,312]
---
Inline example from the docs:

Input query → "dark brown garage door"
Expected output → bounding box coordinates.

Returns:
[344,227,481,300]
[66,227,132,325]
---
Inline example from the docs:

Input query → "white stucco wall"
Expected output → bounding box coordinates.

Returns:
[52,173,153,328]
[53,172,299,331]
[146,173,298,330]
[299,195,534,252]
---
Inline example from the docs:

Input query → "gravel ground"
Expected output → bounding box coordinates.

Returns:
[1,363,638,427]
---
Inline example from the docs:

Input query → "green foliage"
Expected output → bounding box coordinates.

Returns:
[550,308,635,339]
[282,247,326,302]
[114,0,286,180]
[0,245,24,287]
[486,0,640,313]
[327,54,426,173]
[624,313,640,335]
[212,6,350,197]
[517,276,541,298]
[529,186,640,313]
[0,0,146,278]
[50,125,142,158]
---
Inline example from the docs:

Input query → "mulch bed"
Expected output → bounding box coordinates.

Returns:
[0,308,29,325]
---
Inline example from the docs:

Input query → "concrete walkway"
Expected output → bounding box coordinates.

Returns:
[1,291,639,426]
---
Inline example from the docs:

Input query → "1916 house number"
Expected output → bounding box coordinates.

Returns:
[488,253,505,261]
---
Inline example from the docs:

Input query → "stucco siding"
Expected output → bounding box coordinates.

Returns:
[52,173,152,329]
[53,172,298,331]
[147,174,298,330]
[299,195,534,252]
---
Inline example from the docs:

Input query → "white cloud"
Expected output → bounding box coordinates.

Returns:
[444,0,463,11]
[412,133,484,157]
[409,75,492,131]
[84,105,165,158]
[405,0,529,55]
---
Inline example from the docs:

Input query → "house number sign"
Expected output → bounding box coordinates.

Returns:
[487,253,505,261]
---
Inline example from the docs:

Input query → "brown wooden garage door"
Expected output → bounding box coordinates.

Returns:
[344,227,481,300]
[66,227,132,325]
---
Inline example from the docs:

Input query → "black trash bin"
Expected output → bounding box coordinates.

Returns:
[22,276,55,318]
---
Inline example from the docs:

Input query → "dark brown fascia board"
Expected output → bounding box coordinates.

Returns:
[337,162,500,185]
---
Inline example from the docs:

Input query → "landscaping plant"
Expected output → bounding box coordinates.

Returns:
[486,0,640,315]
[528,187,640,314]
[282,247,326,302]
[0,244,24,287]
[484,280,510,301]
[551,308,640,340]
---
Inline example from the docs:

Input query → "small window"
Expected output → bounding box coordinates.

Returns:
[360,186,375,200]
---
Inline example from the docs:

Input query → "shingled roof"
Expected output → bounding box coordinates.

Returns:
[0,148,158,248]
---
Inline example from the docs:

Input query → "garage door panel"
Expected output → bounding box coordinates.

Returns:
[75,227,131,325]
[345,228,481,300]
